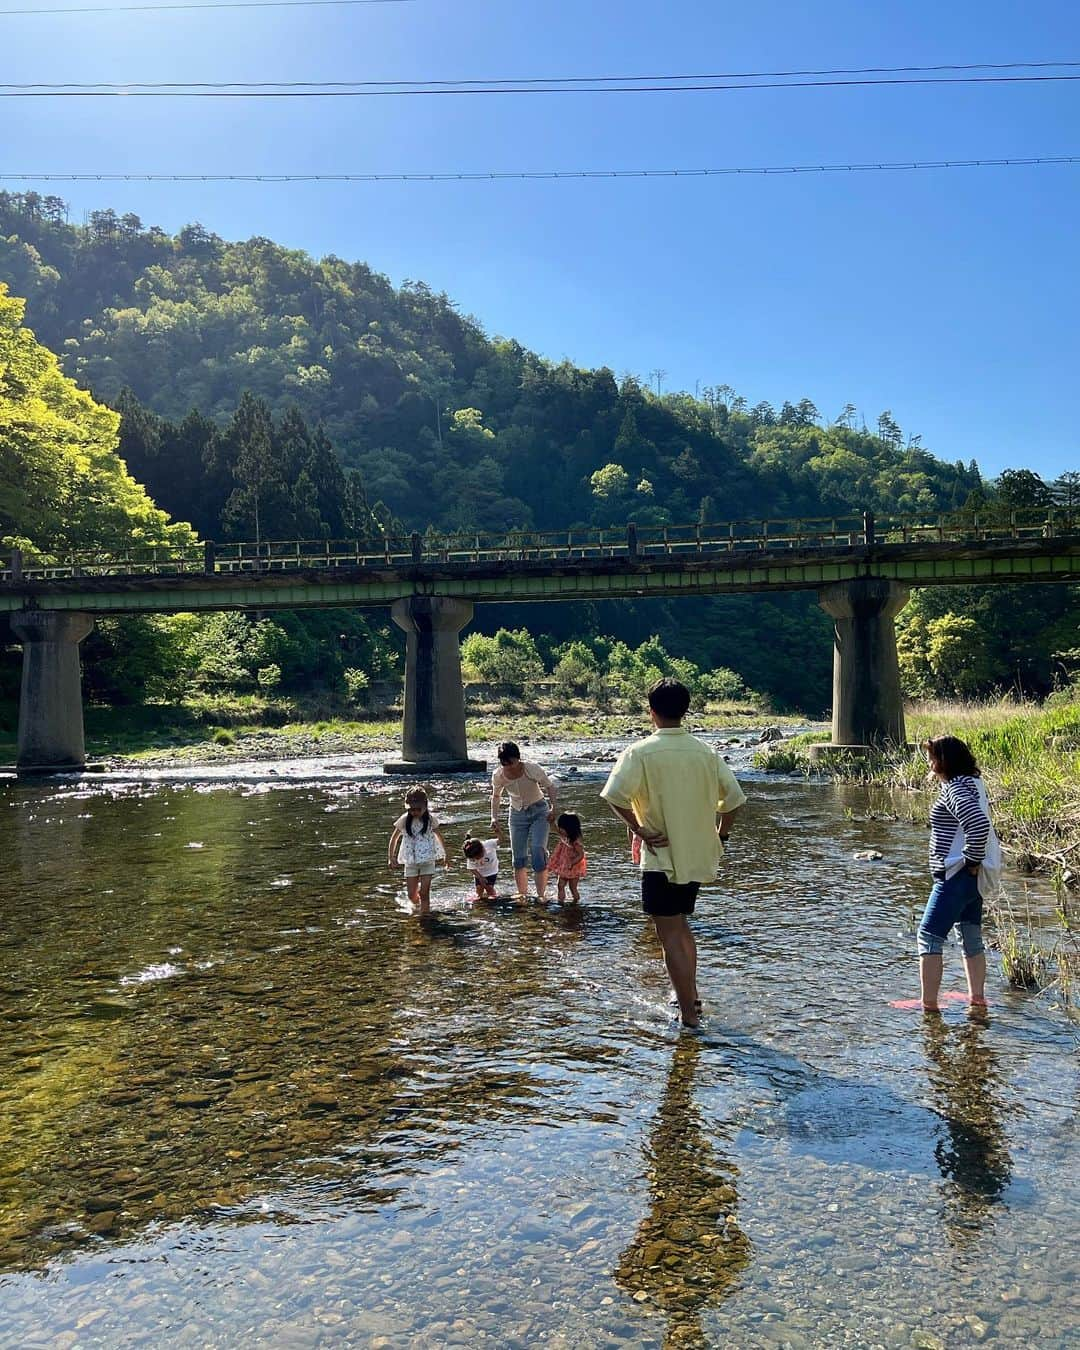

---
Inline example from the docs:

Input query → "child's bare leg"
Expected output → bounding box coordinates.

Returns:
[568,879,581,904]
[557,878,567,903]
[484,877,498,898]
[473,875,486,900]
[406,875,420,906]
[417,873,432,915]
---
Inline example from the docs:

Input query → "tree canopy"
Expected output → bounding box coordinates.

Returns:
[0,283,195,554]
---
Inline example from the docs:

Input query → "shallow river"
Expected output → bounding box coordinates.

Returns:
[0,735,1077,1348]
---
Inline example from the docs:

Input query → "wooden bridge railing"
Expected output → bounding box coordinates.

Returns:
[1,509,1075,583]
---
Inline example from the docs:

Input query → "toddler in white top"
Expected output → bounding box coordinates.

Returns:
[462,836,499,900]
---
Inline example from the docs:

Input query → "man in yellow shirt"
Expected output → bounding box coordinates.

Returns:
[601,678,746,1027]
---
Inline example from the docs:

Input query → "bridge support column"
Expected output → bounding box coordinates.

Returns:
[384,596,485,775]
[817,579,909,749]
[11,611,95,774]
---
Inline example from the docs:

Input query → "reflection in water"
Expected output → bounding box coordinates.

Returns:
[0,768,1075,1346]
[615,1036,750,1347]
[922,1014,1013,1247]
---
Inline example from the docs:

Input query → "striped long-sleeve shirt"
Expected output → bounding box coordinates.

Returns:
[928,774,991,875]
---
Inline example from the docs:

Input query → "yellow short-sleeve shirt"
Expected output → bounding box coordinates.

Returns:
[601,727,746,884]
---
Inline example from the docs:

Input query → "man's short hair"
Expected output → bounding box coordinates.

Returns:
[648,678,691,720]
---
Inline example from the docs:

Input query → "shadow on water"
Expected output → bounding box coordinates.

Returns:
[708,1018,1020,1248]
[614,1035,751,1349]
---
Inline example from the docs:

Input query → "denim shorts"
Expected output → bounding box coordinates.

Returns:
[918,868,984,957]
[508,799,550,872]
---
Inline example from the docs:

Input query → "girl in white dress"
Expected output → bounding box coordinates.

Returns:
[387,786,447,914]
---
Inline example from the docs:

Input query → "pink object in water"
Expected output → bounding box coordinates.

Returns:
[889,990,982,1009]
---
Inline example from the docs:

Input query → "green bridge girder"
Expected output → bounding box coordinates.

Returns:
[2,540,1080,615]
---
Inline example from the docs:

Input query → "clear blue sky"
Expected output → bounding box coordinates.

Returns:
[7,0,1079,478]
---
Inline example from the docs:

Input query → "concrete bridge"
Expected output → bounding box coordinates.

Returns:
[3,510,1078,774]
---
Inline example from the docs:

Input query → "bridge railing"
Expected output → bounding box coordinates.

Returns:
[1,509,1076,582]
[0,541,206,582]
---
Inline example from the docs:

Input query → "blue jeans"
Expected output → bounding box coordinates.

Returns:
[509,799,550,874]
[918,869,984,957]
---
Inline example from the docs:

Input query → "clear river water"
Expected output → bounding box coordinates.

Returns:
[0,733,1076,1348]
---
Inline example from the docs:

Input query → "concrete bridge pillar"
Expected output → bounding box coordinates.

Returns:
[818,579,909,748]
[384,596,485,774]
[11,611,95,774]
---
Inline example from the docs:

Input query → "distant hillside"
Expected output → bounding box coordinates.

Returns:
[0,191,983,538]
[8,190,1071,710]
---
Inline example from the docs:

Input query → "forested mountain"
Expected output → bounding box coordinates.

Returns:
[0,190,1075,712]
[0,190,982,534]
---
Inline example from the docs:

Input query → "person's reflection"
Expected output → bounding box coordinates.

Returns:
[922,1013,1012,1247]
[615,1036,751,1347]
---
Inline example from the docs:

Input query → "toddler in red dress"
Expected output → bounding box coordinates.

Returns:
[549,812,587,904]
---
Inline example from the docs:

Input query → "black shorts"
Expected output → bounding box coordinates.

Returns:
[641,871,700,917]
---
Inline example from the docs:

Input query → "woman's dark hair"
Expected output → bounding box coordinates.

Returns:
[462,838,485,859]
[404,786,431,834]
[496,741,521,765]
[648,678,691,720]
[557,812,583,842]
[924,735,980,780]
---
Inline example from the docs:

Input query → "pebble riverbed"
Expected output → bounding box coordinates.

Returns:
[0,733,1076,1347]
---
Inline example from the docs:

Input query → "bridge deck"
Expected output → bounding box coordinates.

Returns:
[2,527,1079,615]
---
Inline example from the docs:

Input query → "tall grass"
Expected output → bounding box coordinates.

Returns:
[904,699,1080,875]
[885,698,1080,1005]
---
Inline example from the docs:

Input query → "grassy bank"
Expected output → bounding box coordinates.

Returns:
[0,693,807,767]
[758,697,1080,877]
[755,697,1080,1005]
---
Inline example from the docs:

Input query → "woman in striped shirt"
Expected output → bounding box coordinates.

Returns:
[918,735,996,1010]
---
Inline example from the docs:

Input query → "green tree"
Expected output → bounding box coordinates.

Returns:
[461,628,545,689]
[0,284,195,553]
[590,463,630,498]
[897,606,996,697]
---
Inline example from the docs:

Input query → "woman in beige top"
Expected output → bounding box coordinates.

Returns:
[490,741,558,899]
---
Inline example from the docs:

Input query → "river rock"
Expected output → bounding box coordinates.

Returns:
[174,1092,217,1108]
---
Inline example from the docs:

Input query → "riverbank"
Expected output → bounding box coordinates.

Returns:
[850,699,1078,880]
[754,696,1080,1000]
[0,696,811,769]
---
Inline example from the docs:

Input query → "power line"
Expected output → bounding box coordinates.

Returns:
[0,0,410,14]
[2,156,1078,182]
[6,72,1080,97]
[5,60,1080,89]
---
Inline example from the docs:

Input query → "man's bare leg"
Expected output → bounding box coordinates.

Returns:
[653,915,699,1027]
[920,953,943,1011]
